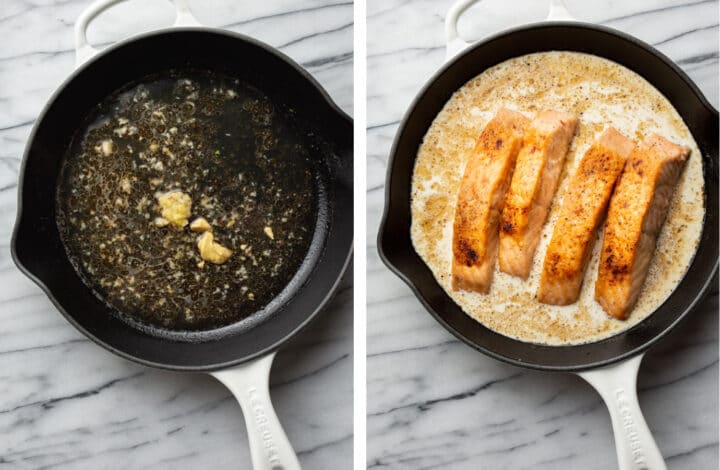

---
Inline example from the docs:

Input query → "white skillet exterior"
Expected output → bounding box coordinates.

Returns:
[442,1,665,469]
[71,1,301,469]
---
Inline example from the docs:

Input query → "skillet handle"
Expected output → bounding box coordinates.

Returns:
[444,0,475,61]
[211,353,302,470]
[444,0,577,60]
[578,354,667,470]
[74,0,201,67]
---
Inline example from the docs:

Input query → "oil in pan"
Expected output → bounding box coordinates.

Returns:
[57,69,323,332]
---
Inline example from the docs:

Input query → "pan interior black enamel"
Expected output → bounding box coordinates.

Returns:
[12,29,353,371]
[378,23,718,371]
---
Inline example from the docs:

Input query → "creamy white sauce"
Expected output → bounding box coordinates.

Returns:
[410,51,705,345]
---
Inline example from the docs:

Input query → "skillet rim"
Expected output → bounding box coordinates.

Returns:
[377,20,719,372]
[11,26,354,371]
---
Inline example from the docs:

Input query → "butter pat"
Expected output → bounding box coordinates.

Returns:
[157,190,192,228]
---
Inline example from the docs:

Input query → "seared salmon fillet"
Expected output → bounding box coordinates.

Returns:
[595,134,690,319]
[452,108,530,293]
[538,128,634,305]
[498,110,578,279]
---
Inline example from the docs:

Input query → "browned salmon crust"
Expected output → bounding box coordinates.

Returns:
[538,128,634,305]
[452,108,530,293]
[595,134,690,319]
[498,110,578,279]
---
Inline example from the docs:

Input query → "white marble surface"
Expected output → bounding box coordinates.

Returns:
[0,1,352,468]
[367,0,718,468]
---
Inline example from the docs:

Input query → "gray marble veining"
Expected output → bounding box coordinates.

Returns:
[367,1,718,468]
[0,1,352,468]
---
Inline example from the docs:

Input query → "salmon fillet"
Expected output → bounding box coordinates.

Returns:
[595,134,690,319]
[538,128,634,305]
[498,110,578,279]
[452,108,530,293]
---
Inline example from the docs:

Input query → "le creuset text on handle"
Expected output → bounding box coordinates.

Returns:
[579,354,666,470]
[212,354,302,470]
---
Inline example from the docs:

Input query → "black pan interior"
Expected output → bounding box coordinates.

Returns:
[378,22,718,371]
[12,29,353,371]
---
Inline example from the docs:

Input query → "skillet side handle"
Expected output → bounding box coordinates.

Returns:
[74,0,201,67]
[211,353,302,470]
[444,0,577,61]
[444,0,475,61]
[578,354,666,470]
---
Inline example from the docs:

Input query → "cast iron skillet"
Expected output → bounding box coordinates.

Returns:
[11,1,352,469]
[378,1,717,469]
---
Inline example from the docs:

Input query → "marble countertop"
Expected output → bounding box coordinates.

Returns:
[0,1,352,468]
[367,0,718,468]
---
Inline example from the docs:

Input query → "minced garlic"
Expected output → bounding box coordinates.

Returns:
[197,232,232,264]
[190,217,212,232]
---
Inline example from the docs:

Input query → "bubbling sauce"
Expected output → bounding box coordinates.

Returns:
[57,70,318,331]
[411,52,705,345]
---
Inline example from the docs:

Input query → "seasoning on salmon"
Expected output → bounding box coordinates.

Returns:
[595,134,690,319]
[452,108,530,293]
[538,128,634,305]
[498,110,578,279]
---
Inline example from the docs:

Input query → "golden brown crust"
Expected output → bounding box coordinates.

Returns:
[595,133,690,319]
[452,108,530,293]
[498,110,578,279]
[538,128,634,305]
